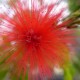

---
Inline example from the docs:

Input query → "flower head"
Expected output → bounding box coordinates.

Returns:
[0,0,75,79]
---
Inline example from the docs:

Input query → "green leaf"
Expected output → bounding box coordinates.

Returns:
[68,0,80,12]
[64,64,76,80]
[0,70,8,80]
[73,56,80,73]
[25,72,28,80]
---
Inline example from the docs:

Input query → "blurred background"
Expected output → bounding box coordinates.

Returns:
[0,0,80,80]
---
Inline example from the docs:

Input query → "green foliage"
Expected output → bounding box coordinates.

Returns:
[73,55,80,73]
[0,69,8,80]
[68,0,80,12]
[64,64,76,80]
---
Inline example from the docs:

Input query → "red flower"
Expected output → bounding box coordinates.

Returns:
[0,0,75,79]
